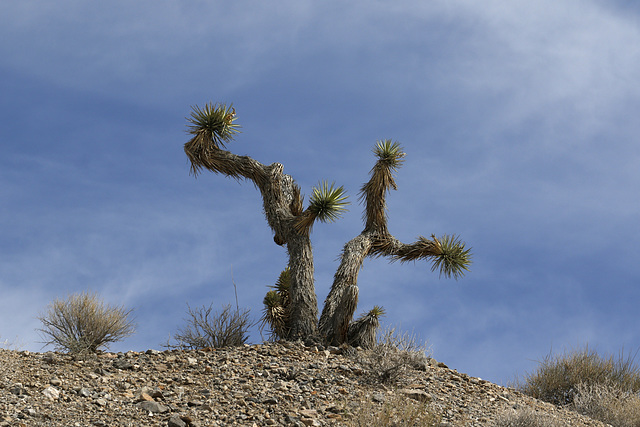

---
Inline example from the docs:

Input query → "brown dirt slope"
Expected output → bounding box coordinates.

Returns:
[0,342,608,426]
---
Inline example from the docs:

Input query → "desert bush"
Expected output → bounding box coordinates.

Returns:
[167,303,252,349]
[357,327,431,384]
[37,291,135,354]
[495,408,563,427]
[516,345,640,406]
[344,392,441,427]
[572,382,640,426]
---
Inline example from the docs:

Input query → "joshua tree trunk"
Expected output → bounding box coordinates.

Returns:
[183,105,321,340]
[285,233,317,339]
[318,232,373,345]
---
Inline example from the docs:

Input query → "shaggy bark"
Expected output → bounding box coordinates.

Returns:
[184,144,319,340]
[318,232,374,345]
[318,141,443,346]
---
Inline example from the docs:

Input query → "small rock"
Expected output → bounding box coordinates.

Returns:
[300,409,318,418]
[78,387,93,398]
[372,392,386,403]
[42,353,57,364]
[21,408,37,417]
[167,415,187,427]
[42,386,60,400]
[138,401,169,413]
[113,359,134,370]
[49,377,62,386]
[400,388,432,403]
[262,397,278,405]
[138,392,154,402]
[9,383,25,396]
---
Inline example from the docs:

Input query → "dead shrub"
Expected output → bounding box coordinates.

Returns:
[37,291,135,354]
[495,408,563,427]
[357,327,431,384]
[166,303,252,349]
[344,392,441,426]
[572,382,640,427]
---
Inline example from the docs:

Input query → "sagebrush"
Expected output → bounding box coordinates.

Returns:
[37,291,135,353]
[516,345,640,406]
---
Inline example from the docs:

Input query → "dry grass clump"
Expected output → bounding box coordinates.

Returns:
[516,345,640,406]
[572,382,640,427]
[495,408,564,427]
[356,327,431,384]
[166,303,252,349]
[344,392,441,426]
[37,291,135,354]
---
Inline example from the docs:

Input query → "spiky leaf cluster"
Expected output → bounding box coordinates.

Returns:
[429,234,472,280]
[373,139,405,170]
[294,181,349,234]
[184,103,240,175]
[260,268,291,340]
[187,103,239,148]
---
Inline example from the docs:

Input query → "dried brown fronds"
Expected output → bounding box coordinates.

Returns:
[290,183,304,216]
[347,306,385,349]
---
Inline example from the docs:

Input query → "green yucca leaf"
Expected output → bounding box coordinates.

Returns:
[263,290,282,308]
[308,181,350,223]
[273,267,291,295]
[430,234,472,280]
[186,103,240,148]
[373,139,405,170]
[368,305,386,319]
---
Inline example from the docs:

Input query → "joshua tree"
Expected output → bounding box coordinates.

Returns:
[184,103,471,346]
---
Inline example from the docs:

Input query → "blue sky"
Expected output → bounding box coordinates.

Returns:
[1,1,639,385]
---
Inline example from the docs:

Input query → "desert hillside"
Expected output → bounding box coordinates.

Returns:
[0,342,607,426]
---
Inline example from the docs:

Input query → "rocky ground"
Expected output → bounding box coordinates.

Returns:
[0,342,609,426]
